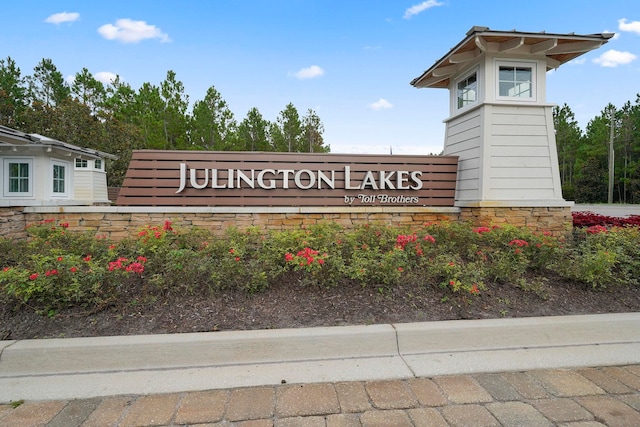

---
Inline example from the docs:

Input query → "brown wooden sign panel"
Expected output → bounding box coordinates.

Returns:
[116,150,458,207]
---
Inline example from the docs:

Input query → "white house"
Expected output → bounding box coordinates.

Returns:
[411,26,613,208]
[0,125,117,206]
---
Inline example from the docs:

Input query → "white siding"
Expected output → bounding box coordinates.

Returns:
[444,108,482,201]
[486,104,561,200]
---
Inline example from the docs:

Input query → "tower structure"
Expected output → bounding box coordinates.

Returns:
[411,26,613,209]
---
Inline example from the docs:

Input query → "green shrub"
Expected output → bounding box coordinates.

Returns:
[1,218,638,314]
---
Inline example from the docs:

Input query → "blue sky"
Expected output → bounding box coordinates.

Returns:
[1,1,639,154]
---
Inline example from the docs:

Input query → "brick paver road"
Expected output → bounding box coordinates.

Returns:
[1,365,639,426]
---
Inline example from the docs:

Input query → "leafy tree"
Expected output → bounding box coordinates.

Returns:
[189,85,237,150]
[573,157,608,203]
[237,107,271,151]
[0,56,27,127]
[102,116,142,186]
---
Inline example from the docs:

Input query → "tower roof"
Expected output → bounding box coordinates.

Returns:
[410,26,614,89]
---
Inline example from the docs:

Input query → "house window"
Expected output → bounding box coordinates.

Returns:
[4,158,33,196]
[497,62,535,99]
[53,164,65,194]
[75,159,88,168]
[456,71,478,109]
[94,159,102,170]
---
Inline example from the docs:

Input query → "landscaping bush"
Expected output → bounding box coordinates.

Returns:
[0,218,638,313]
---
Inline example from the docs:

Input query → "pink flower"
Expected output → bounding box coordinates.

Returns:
[473,227,491,234]
[508,239,529,247]
[423,235,436,243]
[137,256,147,263]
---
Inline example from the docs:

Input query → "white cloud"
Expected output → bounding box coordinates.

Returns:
[593,49,637,67]
[618,18,640,35]
[292,65,325,79]
[95,72,118,84]
[45,12,79,25]
[98,19,170,43]
[568,58,586,65]
[403,0,444,19]
[369,98,393,110]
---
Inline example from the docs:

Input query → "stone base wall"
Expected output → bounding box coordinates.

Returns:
[459,206,574,236]
[0,207,26,239]
[0,206,572,241]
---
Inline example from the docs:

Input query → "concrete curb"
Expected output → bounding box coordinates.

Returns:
[1,313,639,402]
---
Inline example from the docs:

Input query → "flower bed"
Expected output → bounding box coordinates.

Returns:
[1,218,639,316]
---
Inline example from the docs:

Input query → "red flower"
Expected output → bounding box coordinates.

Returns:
[70,267,78,273]
[235,257,240,262]
[29,273,39,280]
[318,259,325,265]
[423,235,436,244]
[137,256,148,263]
[285,253,294,262]
[473,226,491,234]
[470,284,480,294]
[57,256,64,261]
[60,222,69,228]
[508,239,529,247]
[229,248,235,254]
[163,220,173,231]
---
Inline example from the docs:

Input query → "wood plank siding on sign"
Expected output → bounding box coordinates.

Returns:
[116,151,459,207]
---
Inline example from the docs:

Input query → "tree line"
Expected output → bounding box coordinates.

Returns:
[2,56,639,203]
[0,57,329,186]
[554,96,640,204]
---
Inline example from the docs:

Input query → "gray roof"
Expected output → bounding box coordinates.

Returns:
[0,125,117,160]
[411,26,614,89]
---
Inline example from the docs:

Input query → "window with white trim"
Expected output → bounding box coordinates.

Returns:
[4,158,33,197]
[456,70,478,109]
[496,61,536,100]
[75,158,88,169]
[94,159,102,170]
[52,163,66,194]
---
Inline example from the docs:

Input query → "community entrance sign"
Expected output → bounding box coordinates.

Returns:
[116,151,458,207]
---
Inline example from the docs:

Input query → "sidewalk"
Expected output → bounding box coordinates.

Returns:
[1,313,639,426]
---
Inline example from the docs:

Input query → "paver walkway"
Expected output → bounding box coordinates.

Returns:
[1,364,639,426]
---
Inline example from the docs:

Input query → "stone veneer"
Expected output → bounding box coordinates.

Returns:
[0,205,572,241]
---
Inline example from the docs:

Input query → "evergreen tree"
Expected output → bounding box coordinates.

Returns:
[159,70,189,149]
[190,85,236,150]
[0,56,27,127]
[553,104,582,199]
[26,58,70,107]
[237,107,271,151]
[301,108,329,153]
